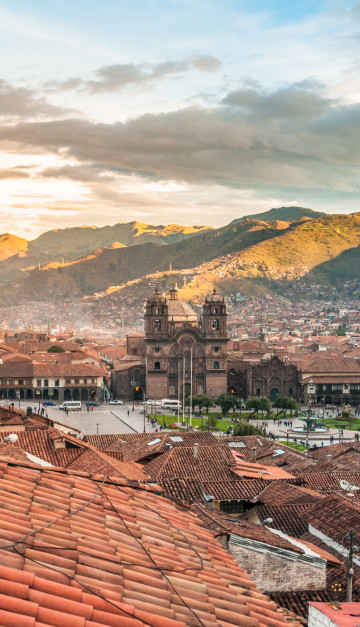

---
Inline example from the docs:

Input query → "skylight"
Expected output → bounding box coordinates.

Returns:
[170,436,183,442]
[228,442,246,448]
[147,438,161,446]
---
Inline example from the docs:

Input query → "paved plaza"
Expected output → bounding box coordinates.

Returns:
[12,400,360,446]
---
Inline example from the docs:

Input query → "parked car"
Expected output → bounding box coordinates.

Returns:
[86,401,100,407]
[109,399,123,405]
[43,401,56,406]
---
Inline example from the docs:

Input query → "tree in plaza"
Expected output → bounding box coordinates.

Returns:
[259,397,271,418]
[191,394,213,413]
[216,393,236,415]
[274,397,297,417]
[200,395,213,414]
[208,414,218,429]
[233,422,263,436]
[245,397,262,415]
[288,398,297,417]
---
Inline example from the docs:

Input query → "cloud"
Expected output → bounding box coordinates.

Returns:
[1,80,360,204]
[0,166,33,180]
[222,83,331,119]
[46,55,222,93]
[0,79,68,119]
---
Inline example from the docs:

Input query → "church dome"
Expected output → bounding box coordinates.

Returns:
[166,285,198,323]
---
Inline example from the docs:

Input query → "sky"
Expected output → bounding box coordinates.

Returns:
[1,0,360,239]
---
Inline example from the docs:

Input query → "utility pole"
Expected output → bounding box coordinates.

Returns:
[347,528,355,602]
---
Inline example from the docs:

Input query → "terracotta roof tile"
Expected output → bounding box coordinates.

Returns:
[0,458,295,627]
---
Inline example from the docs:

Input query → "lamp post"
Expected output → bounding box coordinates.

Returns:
[35,390,41,413]
[143,394,146,433]
[131,377,135,411]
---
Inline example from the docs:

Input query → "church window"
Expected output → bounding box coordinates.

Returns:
[155,346,160,353]
[212,307,218,314]
[289,387,293,395]
[211,319,219,330]
[256,388,261,396]
[213,361,220,369]
[214,346,219,352]
[154,319,161,331]
[155,308,159,314]
[154,361,160,370]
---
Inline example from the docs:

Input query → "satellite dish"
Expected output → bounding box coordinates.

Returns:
[340,479,360,491]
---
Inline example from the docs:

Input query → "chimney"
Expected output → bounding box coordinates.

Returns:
[193,443,199,459]
[252,446,257,462]
[26,407,32,417]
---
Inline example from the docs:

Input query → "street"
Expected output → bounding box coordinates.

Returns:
[11,400,159,438]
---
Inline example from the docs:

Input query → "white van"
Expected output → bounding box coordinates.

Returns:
[161,399,182,410]
[59,401,82,411]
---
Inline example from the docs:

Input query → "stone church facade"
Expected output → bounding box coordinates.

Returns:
[111,287,300,402]
[144,286,228,400]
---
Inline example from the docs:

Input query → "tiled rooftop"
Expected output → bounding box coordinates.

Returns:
[0,457,294,627]
[160,476,268,504]
[249,504,311,538]
[255,481,323,506]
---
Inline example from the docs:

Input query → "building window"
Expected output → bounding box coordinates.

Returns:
[37,379,41,387]
[19,380,23,385]
[154,319,161,331]
[289,387,293,395]
[213,361,220,369]
[211,319,219,330]
[65,379,71,384]
[155,347,160,353]
[154,361,160,370]
[214,346,219,352]
[219,500,244,514]
[55,379,60,387]
[75,378,79,384]
[44,379,48,387]
[256,388,261,396]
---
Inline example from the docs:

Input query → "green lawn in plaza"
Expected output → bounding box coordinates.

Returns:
[319,417,360,431]
[279,441,307,451]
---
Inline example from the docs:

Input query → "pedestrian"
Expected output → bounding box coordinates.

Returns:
[127,410,130,417]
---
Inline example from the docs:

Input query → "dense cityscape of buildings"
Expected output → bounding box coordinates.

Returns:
[0,285,359,626]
